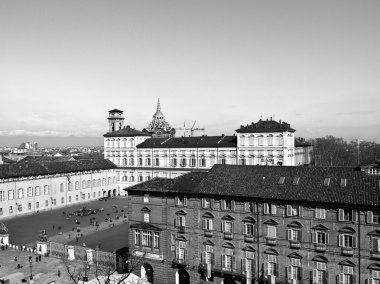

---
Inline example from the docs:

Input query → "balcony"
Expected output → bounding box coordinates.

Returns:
[172,258,188,269]
[266,238,277,246]
[289,240,301,249]
[204,230,213,237]
[224,232,233,240]
[177,226,186,234]
[341,247,354,256]
[314,243,326,252]
[371,251,380,260]
[244,235,254,243]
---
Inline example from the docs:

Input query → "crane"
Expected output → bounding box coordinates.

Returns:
[176,120,205,137]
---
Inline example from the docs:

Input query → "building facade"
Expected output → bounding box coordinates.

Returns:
[0,159,118,220]
[104,101,311,191]
[126,165,380,284]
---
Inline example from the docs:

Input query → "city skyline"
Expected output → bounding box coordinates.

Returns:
[1,0,380,147]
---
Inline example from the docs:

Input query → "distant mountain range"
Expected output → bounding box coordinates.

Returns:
[0,135,103,147]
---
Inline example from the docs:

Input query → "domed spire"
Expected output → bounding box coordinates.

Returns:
[154,97,164,118]
[146,98,172,136]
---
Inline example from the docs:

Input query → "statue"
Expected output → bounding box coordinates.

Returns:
[39,230,47,242]
[0,223,8,234]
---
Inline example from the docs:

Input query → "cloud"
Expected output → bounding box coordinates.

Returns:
[0,130,90,137]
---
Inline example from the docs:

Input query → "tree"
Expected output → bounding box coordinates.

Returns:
[64,249,147,284]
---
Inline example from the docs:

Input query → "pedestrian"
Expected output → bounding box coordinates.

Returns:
[17,263,21,269]
[36,256,38,262]
[68,234,71,239]
[29,256,32,262]
[58,269,61,277]
[38,255,41,262]
[53,225,55,230]
[14,256,17,261]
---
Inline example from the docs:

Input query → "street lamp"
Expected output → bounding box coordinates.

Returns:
[29,259,33,280]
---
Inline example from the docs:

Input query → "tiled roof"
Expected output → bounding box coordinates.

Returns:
[19,156,75,163]
[108,109,123,113]
[103,126,151,138]
[127,164,380,208]
[136,135,237,148]
[0,159,117,179]
[236,119,295,133]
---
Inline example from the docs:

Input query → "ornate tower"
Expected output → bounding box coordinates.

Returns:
[146,98,175,138]
[108,109,125,132]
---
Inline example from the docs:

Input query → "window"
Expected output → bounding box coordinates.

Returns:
[341,178,347,187]
[267,225,277,238]
[129,176,135,182]
[146,158,151,166]
[181,158,186,167]
[286,205,302,217]
[9,206,13,214]
[61,197,64,204]
[323,178,331,186]
[45,200,49,207]
[87,193,90,199]
[35,187,40,196]
[75,181,79,190]
[176,215,186,227]
[142,230,151,247]
[249,135,254,146]
[222,200,233,210]
[76,195,79,201]
[263,203,276,215]
[8,190,14,200]
[313,262,327,284]
[203,218,213,231]
[138,175,143,182]
[222,248,234,271]
[18,204,22,212]
[240,136,245,146]
[292,177,300,185]
[223,221,233,233]
[338,266,354,284]
[201,159,206,167]
[339,209,357,222]
[339,234,357,248]
[371,270,380,284]
[44,185,49,195]
[0,191,4,201]
[203,245,214,265]
[278,177,285,185]
[316,208,326,219]
[60,183,64,192]
[287,229,301,241]
[155,158,160,166]
[191,159,196,167]
[202,198,212,209]
[28,203,31,210]
[82,181,86,189]
[371,237,380,252]
[172,158,177,167]
[267,255,277,276]
[288,258,302,281]
[18,188,24,199]
[134,230,141,245]
[69,196,72,203]
[258,136,263,146]
[129,158,134,166]
[143,213,150,222]
[138,158,143,166]
[221,158,226,165]
[240,159,246,165]
[0,208,2,215]
[176,196,188,206]
[154,232,160,249]
[143,194,149,203]
[176,241,187,262]
[242,251,255,275]
[244,223,254,236]
[36,202,39,209]
[313,231,328,245]
[367,211,380,224]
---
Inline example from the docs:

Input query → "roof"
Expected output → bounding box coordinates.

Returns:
[108,109,123,113]
[103,126,151,138]
[236,119,295,133]
[19,155,75,163]
[127,164,380,208]
[136,135,237,148]
[0,159,117,179]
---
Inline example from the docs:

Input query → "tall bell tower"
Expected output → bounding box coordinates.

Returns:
[108,109,125,132]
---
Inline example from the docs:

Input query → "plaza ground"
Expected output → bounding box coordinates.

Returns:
[0,197,132,283]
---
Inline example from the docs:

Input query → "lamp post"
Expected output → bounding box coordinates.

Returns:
[29,259,33,280]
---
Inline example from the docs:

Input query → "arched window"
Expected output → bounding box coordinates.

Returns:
[240,135,245,146]
[108,178,111,185]
[249,135,254,146]
[97,179,101,186]
[82,181,86,189]
[129,176,135,182]
[87,180,91,188]
[75,181,79,190]
[258,135,264,146]
[268,135,273,146]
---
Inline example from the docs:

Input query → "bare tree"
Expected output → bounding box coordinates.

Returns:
[64,250,146,284]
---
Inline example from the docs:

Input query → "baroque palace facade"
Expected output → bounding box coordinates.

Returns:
[104,100,312,191]
[0,159,118,220]
[126,164,380,284]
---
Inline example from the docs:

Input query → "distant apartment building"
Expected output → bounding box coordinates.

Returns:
[0,159,118,220]
[126,164,380,284]
[103,100,312,191]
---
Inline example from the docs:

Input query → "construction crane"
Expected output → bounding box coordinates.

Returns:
[176,120,205,137]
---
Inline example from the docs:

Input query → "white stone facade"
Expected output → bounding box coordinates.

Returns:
[0,169,118,220]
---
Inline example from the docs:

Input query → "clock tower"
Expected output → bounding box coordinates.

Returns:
[108,109,125,132]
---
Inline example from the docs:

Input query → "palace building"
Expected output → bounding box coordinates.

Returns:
[103,100,312,192]
[0,159,118,220]
[126,164,380,284]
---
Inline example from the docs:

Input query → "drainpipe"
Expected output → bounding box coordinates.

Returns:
[256,199,260,284]
[358,206,361,283]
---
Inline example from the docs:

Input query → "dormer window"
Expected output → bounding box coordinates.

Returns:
[292,177,300,185]
[323,178,331,186]
[176,196,188,207]
[340,178,347,187]
[143,194,149,203]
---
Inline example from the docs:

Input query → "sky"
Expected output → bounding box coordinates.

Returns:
[1,0,380,146]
